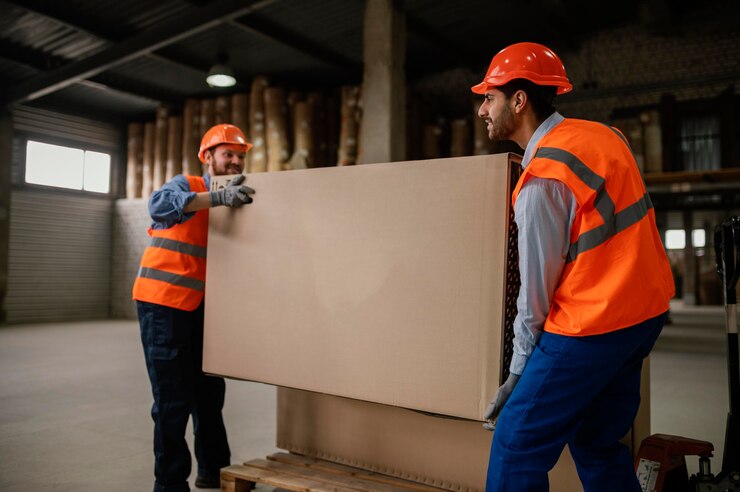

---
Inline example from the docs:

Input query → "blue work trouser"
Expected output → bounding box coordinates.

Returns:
[137,300,231,492]
[486,312,667,492]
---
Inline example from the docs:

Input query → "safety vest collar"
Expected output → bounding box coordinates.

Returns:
[522,111,565,169]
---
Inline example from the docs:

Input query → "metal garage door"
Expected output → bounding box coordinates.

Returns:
[6,106,119,323]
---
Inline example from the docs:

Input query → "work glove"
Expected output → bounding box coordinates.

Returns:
[483,373,520,431]
[209,174,254,207]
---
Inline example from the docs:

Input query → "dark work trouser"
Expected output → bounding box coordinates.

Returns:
[137,300,230,492]
[486,312,667,492]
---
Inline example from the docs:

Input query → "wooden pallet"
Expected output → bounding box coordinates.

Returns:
[220,452,449,492]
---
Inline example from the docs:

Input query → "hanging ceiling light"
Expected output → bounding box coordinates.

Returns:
[206,64,236,88]
[206,53,236,88]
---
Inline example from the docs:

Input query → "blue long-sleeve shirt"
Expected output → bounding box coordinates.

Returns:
[148,174,211,230]
[509,112,578,376]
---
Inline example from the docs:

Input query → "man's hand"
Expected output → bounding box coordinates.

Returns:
[482,373,520,431]
[209,174,255,207]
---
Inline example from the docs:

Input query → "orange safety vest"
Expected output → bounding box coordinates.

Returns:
[512,118,674,336]
[132,175,209,311]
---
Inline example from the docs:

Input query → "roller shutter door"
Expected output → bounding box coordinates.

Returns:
[6,106,118,323]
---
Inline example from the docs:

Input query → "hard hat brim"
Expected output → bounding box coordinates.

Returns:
[471,79,573,95]
[471,81,489,94]
[198,142,252,164]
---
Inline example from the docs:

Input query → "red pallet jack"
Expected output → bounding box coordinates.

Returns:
[635,216,740,492]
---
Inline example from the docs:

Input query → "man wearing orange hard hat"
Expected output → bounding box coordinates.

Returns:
[133,123,254,491]
[474,43,674,491]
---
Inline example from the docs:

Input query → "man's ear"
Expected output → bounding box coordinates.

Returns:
[202,150,215,175]
[512,90,528,114]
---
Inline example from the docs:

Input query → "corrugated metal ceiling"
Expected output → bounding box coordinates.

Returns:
[0,0,729,123]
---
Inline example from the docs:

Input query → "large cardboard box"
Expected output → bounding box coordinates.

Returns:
[275,363,651,492]
[277,387,582,492]
[204,154,651,490]
[204,154,522,420]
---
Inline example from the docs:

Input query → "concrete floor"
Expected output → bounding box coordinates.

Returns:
[0,300,733,491]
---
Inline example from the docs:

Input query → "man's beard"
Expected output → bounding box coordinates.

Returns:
[488,104,515,141]
[214,162,242,175]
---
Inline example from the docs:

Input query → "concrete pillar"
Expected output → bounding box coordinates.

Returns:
[0,107,11,323]
[359,0,406,164]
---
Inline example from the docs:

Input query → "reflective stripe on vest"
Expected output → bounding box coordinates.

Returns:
[132,175,209,311]
[149,236,207,258]
[534,147,654,262]
[137,266,205,292]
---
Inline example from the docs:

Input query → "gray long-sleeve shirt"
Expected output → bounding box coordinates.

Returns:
[509,112,578,376]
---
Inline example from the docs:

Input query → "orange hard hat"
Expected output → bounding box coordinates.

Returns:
[198,123,253,163]
[471,42,572,95]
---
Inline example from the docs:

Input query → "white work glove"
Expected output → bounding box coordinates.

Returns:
[483,373,520,431]
[209,174,254,207]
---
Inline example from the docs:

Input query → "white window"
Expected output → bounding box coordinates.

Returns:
[665,229,706,249]
[25,140,111,193]
[692,229,706,248]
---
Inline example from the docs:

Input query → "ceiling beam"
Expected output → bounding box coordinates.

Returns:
[85,74,183,106]
[3,0,276,105]
[148,49,211,75]
[229,15,362,75]
[4,0,212,75]
[1,0,217,105]
[0,36,183,105]
[3,0,129,41]
[0,38,66,71]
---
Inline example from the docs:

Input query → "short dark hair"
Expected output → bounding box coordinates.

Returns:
[498,79,557,121]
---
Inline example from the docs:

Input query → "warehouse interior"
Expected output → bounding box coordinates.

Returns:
[1,0,740,490]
